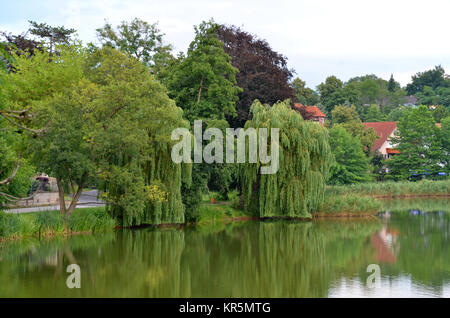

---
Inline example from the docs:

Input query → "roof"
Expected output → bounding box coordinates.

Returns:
[386,148,400,154]
[293,103,326,119]
[404,95,418,105]
[362,121,397,151]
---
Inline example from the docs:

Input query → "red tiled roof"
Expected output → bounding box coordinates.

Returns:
[293,103,326,118]
[362,121,397,151]
[386,148,400,154]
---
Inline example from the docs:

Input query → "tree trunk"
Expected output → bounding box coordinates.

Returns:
[197,77,204,103]
[56,178,66,215]
[66,173,87,216]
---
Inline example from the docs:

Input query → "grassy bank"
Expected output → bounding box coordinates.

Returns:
[380,197,450,213]
[0,207,116,241]
[197,193,382,220]
[327,179,450,198]
[196,204,252,225]
[314,193,382,217]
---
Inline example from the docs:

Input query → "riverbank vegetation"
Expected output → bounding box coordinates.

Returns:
[315,193,381,217]
[0,208,115,241]
[327,179,450,198]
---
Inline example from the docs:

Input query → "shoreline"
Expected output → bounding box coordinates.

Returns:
[372,193,450,199]
[2,193,449,243]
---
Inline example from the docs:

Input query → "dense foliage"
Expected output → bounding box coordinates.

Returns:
[328,126,371,185]
[217,25,294,127]
[389,106,445,179]
[241,100,332,218]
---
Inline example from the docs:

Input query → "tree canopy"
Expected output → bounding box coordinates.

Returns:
[1,44,189,225]
[327,125,371,185]
[217,25,294,127]
[389,106,444,179]
[167,20,241,124]
[96,18,174,79]
[241,100,332,218]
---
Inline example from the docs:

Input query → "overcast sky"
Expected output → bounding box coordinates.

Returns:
[1,0,449,88]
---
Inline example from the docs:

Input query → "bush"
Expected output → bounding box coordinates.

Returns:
[0,212,34,239]
[36,211,64,233]
[0,207,115,240]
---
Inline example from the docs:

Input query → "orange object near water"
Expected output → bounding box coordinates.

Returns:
[211,198,215,204]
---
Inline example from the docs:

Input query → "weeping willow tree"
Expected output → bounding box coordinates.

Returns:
[241,100,332,218]
[83,48,192,226]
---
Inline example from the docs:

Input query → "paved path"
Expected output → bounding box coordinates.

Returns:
[6,190,105,214]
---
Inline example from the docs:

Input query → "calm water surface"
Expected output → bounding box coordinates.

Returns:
[0,198,449,297]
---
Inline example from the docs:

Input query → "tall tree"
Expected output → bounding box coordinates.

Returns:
[167,20,242,219]
[406,65,448,95]
[217,25,294,127]
[362,104,386,122]
[317,76,345,113]
[432,105,449,123]
[389,106,444,179]
[28,20,76,56]
[440,116,450,171]
[96,18,174,80]
[291,77,319,105]
[328,125,371,185]
[330,105,377,154]
[241,100,332,218]
[2,45,189,225]
[387,74,399,92]
[167,20,241,123]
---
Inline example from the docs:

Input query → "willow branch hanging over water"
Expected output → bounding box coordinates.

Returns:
[241,100,332,218]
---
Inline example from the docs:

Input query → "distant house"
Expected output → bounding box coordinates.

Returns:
[362,121,398,159]
[403,95,418,107]
[293,103,326,125]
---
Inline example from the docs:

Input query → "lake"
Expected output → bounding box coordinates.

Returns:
[0,198,449,297]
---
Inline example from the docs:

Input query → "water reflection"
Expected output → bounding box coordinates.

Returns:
[0,199,449,297]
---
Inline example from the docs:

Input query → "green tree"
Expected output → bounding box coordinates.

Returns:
[363,104,386,122]
[96,18,174,80]
[167,20,241,123]
[291,77,319,105]
[387,106,408,121]
[330,105,377,154]
[389,106,444,179]
[28,20,76,56]
[416,86,439,106]
[436,87,450,107]
[331,105,360,125]
[0,44,85,211]
[241,100,332,218]
[167,20,242,219]
[432,105,449,123]
[2,45,189,225]
[387,74,400,92]
[328,125,371,185]
[0,128,34,209]
[406,65,448,95]
[317,76,345,113]
[439,116,450,170]
[345,74,406,115]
